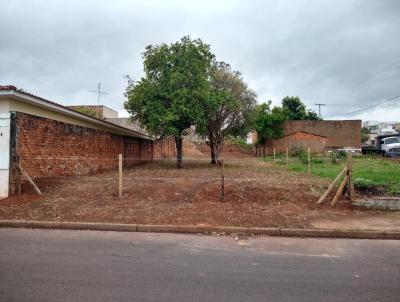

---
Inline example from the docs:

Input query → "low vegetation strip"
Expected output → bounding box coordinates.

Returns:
[264,155,400,195]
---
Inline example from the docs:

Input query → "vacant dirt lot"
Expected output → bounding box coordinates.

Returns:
[1,154,399,229]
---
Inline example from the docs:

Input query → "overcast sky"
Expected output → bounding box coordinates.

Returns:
[1,0,399,122]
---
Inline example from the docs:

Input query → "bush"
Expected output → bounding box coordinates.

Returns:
[290,145,306,157]
[336,150,347,158]
[311,158,323,164]
[228,137,253,152]
[331,150,346,164]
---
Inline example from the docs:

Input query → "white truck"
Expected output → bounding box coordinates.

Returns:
[381,136,400,157]
[362,134,400,157]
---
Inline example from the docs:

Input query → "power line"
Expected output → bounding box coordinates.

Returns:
[326,95,400,117]
[354,58,400,87]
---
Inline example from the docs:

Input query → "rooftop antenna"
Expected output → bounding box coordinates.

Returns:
[315,103,326,118]
[89,82,109,118]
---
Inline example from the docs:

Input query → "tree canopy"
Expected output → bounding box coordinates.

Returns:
[196,62,257,163]
[253,101,288,145]
[282,96,320,120]
[124,36,214,168]
[361,127,371,143]
[124,36,323,167]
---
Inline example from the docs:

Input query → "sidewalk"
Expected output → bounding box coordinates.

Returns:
[1,220,400,239]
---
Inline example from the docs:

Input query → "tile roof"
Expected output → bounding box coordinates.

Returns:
[0,85,151,140]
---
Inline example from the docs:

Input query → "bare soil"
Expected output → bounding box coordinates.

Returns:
[1,145,398,229]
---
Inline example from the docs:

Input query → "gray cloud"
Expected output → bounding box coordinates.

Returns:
[1,0,399,120]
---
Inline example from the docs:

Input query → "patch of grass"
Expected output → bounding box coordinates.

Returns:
[263,155,400,195]
[228,138,254,152]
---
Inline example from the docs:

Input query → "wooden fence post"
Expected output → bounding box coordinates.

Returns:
[119,154,123,200]
[308,147,311,176]
[317,167,348,204]
[273,148,276,160]
[347,152,354,201]
[19,165,42,195]
[286,147,289,165]
[221,159,225,201]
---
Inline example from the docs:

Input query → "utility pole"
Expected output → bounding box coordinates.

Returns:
[315,103,326,118]
[89,82,109,118]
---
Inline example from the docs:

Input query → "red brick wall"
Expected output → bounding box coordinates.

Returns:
[123,139,141,167]
[266,132,327,153]
[153,137,176,158]
[9,112,159,189]
[283,120,361,148]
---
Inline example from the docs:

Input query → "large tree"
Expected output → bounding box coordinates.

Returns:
[254,101,288,145]
[124,36,214,168]
[282,96,320,120]
[197,62,257,164]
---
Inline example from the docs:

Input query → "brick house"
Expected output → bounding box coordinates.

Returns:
[254,120,362,154]
[0,85,172,198]
[266,131,327,153]
[283,120,362,149]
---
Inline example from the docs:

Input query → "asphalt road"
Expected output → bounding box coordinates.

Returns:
[0,229,399,302]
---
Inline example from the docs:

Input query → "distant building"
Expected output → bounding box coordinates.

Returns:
[363,120,398,134]
[256,120,361,154]
[68,105,148,134]
[67,105,118,119]
[105,117,146,133]
[268,131,328,153]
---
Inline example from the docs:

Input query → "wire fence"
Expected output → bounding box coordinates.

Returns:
[14,156,261,200]
[12,149,365,203]
[9,148,399,210]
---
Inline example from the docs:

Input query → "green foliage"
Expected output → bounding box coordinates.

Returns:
[268,156,400,196]
[290,145,306,157]
[229,137,253,152]
[196,61,257,163]
[331,150,347,164]
[73,106,98,118]
[306,110,320,120]
[253,101,288,145]
[282,96,321,120]
[311,158,323,164]
[328,150,347,164]
[290,145,308,163]
[361,127,371,143]
[124,36,214,139]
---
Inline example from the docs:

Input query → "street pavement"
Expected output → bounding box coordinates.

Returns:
[0,228,399,302]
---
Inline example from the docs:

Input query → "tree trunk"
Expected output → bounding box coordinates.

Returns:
[208,140,223,166]
[208,138,218,164]
[210,147,217,164]
[175,136,183,169]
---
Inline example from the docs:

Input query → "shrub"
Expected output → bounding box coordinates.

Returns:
[336,150,347,158]
[331,150,346,164]
[291,145,307,157]
[229,137,253,152]
[311,158,323,164]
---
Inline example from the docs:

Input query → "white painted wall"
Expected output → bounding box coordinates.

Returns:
[0,100,10,197]
[246,132,253,145]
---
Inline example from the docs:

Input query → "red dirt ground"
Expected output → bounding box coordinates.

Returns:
[1,141,398,230]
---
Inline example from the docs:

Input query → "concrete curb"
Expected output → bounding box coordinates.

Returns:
[0,220,400,239]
